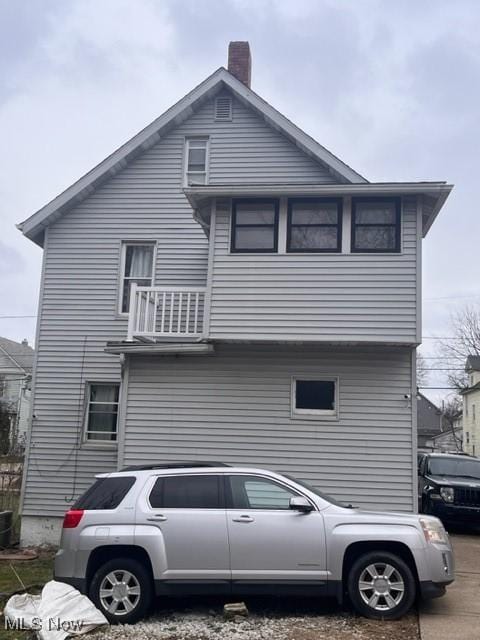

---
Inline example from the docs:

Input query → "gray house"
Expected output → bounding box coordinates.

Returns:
[0,337,34,453]
[17,42,452,545]
[417,393,445,451]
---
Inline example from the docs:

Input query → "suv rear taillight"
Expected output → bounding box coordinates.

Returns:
[63,509,84,528]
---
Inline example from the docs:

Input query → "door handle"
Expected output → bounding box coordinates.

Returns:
[147,514,167,522]
[232,515,255,523]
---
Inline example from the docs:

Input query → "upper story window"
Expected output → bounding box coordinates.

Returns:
[185,138,209,186]
[231,199,279,253]
[85,383,120,442]
[120,242,155,313]
[287,198,342,252]
[351,197,401,253]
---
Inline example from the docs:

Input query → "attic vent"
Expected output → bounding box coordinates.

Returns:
[215,96,232,121]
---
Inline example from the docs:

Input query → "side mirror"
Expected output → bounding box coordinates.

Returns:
[289,496,313,513]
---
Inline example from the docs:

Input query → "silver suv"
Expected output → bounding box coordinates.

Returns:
[54,463,454,623]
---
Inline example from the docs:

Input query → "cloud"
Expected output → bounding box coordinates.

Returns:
[0,0,479,400]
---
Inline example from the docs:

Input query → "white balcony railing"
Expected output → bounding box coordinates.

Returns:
[126,284,206,341]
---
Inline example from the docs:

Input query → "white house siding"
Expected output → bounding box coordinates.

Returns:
[21,91,335,530]
[208,197,419,343]
[123,344,415,512]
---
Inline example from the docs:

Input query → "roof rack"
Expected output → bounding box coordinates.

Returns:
[120,461,231,472]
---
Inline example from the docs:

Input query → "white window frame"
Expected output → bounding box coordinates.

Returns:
[291,376,339,420]
[84,382,120,444]
[184,137,210,187]
[118,241,156,315]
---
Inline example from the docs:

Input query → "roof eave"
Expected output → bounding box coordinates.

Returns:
[185,182,453,236]
[17,67,366,245]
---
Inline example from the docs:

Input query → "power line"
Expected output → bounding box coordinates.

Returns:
[0,315,36,319]
[418,386,460,390]
[424,294,480,302]
[422,336,462,340]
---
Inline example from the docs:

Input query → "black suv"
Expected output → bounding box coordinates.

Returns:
[418,453,480,523]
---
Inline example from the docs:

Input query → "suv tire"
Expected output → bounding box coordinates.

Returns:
[89,557,153,624]
[347,551,416,620]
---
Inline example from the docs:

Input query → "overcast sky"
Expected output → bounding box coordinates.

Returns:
[1,0,479,403]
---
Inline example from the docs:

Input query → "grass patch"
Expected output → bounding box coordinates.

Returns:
[0,551,54,640]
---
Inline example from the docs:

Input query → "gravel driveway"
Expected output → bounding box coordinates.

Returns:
[90,596,419,640]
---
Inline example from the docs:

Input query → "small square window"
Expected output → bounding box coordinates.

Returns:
[231,199,279,253]
[351,198,401,253]
[185,138,209,186]
[85,383,120,442]
[292,378,338,419]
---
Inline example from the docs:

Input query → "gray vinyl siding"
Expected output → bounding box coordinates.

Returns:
[22,92,335,516]
[123,344,415,511]
[207,92,336,184]
[208,197,419,343]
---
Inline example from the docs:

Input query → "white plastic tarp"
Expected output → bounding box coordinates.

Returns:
[4,580,109,640]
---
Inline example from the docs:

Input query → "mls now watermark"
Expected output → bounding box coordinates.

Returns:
[5,616,85,632]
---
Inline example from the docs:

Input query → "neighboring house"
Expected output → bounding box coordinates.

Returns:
[17,42,453,545]
[461,356,480,456]
[432,423,463,453]
[0,337,34,453]
[417,393,445,451]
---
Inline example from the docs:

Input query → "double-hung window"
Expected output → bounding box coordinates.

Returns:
[185,138,209,186]
[287,198,342,252]
[120,243,155,313]
[85,383,120,442]
[351,197,401,253]
[230,199,279,253]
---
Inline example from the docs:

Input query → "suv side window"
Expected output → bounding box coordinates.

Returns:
[228,475,299,510]
[149,474,222,509]
[73,476,136,510]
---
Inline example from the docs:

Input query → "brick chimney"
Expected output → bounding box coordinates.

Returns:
[227,41,251,87]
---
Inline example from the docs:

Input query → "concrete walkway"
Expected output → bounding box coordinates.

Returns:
[419,533,480,640]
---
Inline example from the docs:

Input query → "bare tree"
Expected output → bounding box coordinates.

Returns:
[441,396,463,451]
[0,402,14,456]
[416,351,429,388]
[437,304,480,391]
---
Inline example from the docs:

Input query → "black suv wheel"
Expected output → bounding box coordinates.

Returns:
[89,557,153,624]
[347,551,416,620]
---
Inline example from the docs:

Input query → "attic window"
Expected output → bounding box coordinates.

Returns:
[215,96,232,121]
[185,138,209,186]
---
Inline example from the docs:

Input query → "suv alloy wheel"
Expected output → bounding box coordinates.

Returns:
[89,558,153,624]
[347,551,416,619]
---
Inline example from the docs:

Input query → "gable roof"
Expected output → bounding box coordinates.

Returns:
[0,337,34,374]
[17,67,367,247]
[466,355,480,371]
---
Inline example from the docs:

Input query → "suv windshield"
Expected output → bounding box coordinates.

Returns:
[428,457,480,480]
[282,473,347,507]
